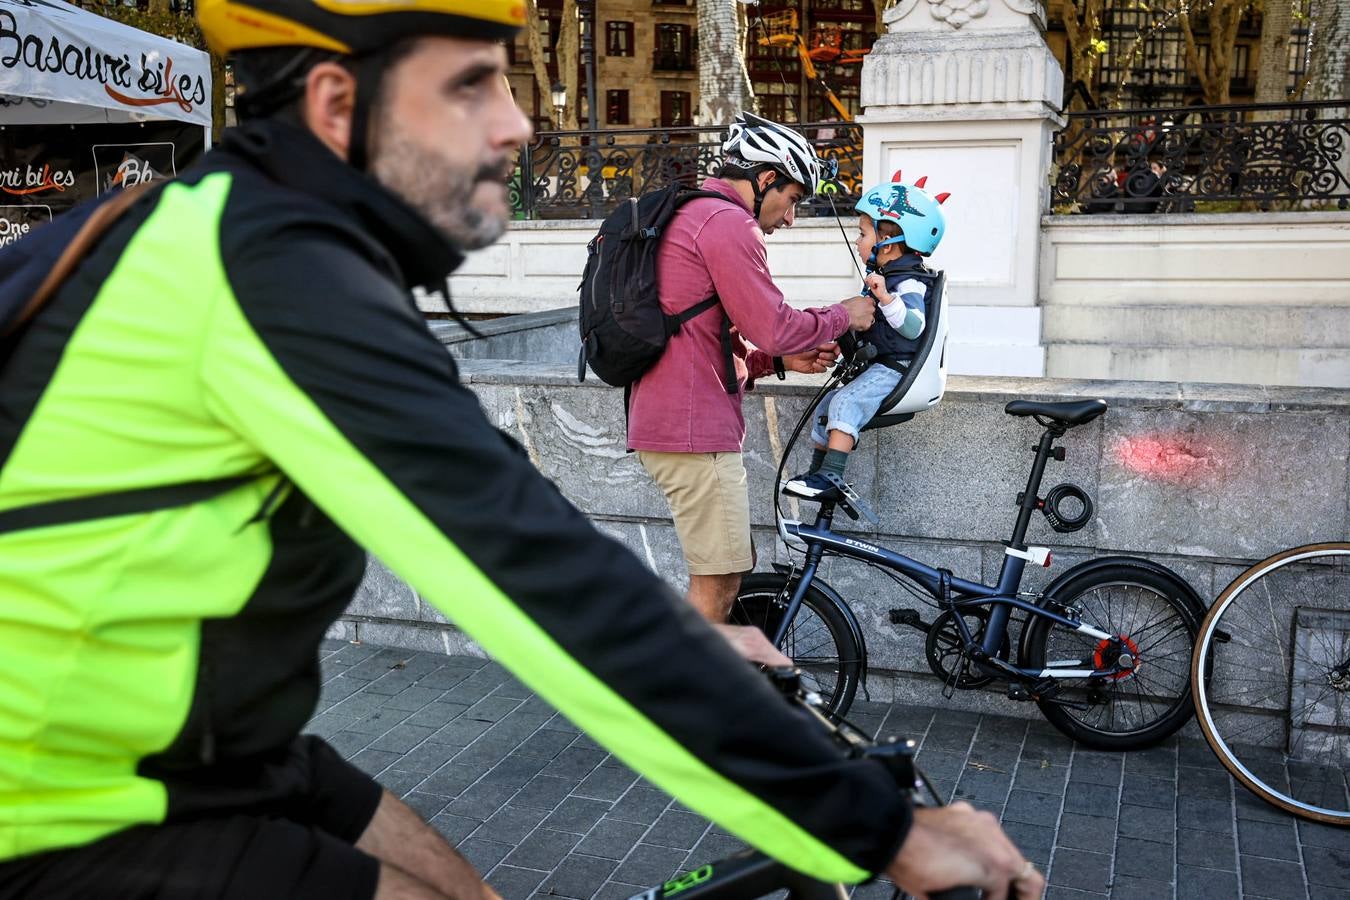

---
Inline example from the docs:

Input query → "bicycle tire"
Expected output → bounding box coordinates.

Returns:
[731,573,863,718]
[1192,542,1350,825]
[1021,561,1200,750]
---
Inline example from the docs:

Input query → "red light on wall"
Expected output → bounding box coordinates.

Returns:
[1111,434,1228,485]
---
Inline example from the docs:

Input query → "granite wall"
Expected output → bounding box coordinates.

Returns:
[334,358,1349,717]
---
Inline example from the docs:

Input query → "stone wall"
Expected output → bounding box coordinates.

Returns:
[440,211,1350,388]
[438,218,1045,377]
[1040,211,1350,388]
[339,360,1350,717]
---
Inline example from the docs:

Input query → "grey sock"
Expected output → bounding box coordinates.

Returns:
[820,449,849,480]
[808,447,827,473]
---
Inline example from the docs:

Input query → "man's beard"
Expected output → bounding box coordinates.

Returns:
[370,129,509,251]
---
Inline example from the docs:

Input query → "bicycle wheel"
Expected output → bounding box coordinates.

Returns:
[1192,543,1350,825]
[731,573,863,718]
[1021,562,1200,750]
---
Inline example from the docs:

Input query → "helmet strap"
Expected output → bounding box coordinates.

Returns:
[752,170,792,221]
[346,49,394,172]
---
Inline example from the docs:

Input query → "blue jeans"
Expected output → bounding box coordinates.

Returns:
[811,363,903,446]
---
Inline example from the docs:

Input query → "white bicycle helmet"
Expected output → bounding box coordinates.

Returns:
[722,112,828,218]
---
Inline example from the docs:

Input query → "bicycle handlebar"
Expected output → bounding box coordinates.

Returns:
[765,669,984,900]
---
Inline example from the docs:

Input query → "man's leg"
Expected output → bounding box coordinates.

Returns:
[637,451,791,666]
[686,571,742,620]
[359,791,499,900]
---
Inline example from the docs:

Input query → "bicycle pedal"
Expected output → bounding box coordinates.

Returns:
[821,473,880,526]
[889,608,931,634]
[1007,685,1032,702]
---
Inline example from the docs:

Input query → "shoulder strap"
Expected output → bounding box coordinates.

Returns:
[0,475,256,536]
[3,180,165,340]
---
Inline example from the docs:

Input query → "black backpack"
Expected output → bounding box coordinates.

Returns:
[576,184,738,395]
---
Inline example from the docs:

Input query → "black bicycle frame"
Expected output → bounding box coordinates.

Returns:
[773,425,1121,681]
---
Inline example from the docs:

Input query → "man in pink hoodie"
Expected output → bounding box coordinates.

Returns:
[628,114,875,638]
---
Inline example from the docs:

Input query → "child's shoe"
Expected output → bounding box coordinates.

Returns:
[782,471,845,501]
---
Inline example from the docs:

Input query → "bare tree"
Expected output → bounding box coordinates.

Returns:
[523,0,557,127]
[1254,0,1295,102]
[1061,0,1109,107]
[697,0,755,125]
[1179,0,1254,104]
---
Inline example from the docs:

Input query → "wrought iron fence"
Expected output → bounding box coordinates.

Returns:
[510,122,863,221]
[1051,100,1350,214]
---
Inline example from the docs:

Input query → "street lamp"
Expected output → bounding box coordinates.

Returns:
[550,80,566,129]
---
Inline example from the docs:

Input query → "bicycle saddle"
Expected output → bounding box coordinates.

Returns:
[1004,399,1107,426]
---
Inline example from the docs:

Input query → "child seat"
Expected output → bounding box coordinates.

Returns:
[859,271,949,432]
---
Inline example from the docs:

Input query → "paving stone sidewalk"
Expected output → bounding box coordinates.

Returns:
[307,641,1349,900]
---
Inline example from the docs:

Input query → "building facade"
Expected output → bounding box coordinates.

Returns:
[504,0,1313,135]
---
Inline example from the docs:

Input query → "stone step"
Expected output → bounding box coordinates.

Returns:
[1044,343,1350,388]
[1042,304,1350,349]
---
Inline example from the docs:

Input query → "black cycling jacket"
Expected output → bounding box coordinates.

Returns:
[0,120,910,877]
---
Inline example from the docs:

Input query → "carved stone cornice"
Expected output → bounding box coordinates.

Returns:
[860,29,1062,112]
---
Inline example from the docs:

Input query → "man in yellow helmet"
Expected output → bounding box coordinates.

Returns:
[0,2,1043,898]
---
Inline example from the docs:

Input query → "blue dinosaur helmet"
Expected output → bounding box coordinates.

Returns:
[854,170,950,256]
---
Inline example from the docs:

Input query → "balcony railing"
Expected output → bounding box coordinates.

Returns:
[1051,100,1350,213]
[510,122,863,221]
[652,49,695,71]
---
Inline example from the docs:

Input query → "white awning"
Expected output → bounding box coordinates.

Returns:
[0,0,211,128]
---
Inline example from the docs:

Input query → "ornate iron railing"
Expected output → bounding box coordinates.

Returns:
[510,122,863,221]
[1051,100,1350,214]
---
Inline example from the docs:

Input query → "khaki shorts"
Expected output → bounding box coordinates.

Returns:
[638,450,753,576]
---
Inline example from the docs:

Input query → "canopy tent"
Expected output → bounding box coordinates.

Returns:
[0,0,211,128]
[0,0,210,237]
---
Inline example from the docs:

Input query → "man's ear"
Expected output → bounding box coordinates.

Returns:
[756,169,779,192]
[301,61,357,159]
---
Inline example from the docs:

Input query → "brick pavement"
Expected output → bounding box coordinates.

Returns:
[307,641,1350,900]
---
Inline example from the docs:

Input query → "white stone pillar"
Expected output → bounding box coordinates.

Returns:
[858,0,1063,377]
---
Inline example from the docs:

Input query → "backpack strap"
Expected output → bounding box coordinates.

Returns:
[663,296,719,337]
[660,296,738,395]
[718,313,737,395]
[0,474,260,536]
[3,180,164,340]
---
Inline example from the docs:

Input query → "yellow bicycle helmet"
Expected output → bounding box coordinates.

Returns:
[197,0,526,56]
[198,0,525,169]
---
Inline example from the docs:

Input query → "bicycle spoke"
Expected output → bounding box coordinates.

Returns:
[1195,545,1350,823]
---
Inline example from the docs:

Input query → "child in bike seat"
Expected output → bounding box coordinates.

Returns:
[784,173,950,502]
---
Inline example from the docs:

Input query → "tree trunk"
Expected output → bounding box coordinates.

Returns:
[697,0,754,125]
[523,0,556,127]
[557,0,580,131]
[1179,0,1248,105]
[1254,0,1294,103]
[1062,0,1106,107]
[1301,0,1350,100]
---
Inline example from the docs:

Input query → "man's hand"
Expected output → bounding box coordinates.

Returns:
[841,295,876,332]
[887,802,1045,900]
[712,624,794,667]
[782,342,839,375]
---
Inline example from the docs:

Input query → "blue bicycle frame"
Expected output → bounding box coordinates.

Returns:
[772,424,1124,684]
